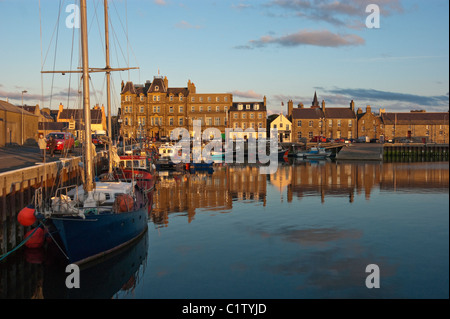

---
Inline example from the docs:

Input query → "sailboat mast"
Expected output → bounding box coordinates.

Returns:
[104,0,113,174]
[80,0,94,192]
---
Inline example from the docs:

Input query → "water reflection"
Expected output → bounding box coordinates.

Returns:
[151,160,449,226]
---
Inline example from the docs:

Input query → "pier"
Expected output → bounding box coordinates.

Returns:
[0,152,107,256]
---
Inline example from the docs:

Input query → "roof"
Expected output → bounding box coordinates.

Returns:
[147,77,167,93]
[324,107,356,119]
[0,100,37,116]
[230,102,267,112]
[121,81,136,95]
[58,108,103,124]
[382,112,449,125]
[291,107,324,119]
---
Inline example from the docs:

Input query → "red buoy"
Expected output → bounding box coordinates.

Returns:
[25,227,45,249]
[17,206,36,226]
[114,194,134,213]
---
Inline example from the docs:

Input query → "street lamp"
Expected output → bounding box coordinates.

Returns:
[21,90,27,145]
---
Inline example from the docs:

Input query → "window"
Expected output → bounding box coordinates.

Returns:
[242,113,246,119]
[337,120,341,127]
[348,120,352,127]
[238,104,243,110]
[246,104,250,110]
[153,96,156,102]
[191,97,195,102]
[199,106,203,112]
[258,122,263,128]
[298,120,302,127]
[242,123,246,129]
[251,122,255,129]
[157,96,161,101]
[179,106,184,113]
[286,124,289,130]
[273,124,277,128]
[329,120,332,127]
[170,95,174,101]
[179,117,184,126]
[216,106,220,112]
[309,121,313,127]
[206,117,212,126]
[258,113,262,119]
[191,106,195,112]
[215,117,220,125]
[280,123,283,128]
[216,97,220,102]
[140,106,144,113]
[169,106,174,113]
[140,96,144,102]
[179,94,183,101]
[224,96,228,102]
[234,123,239,129]
[250,113,254,119]
[224,106,228,112]
[199,97,203,102]
[297,132,302,140]
[254,104,259,110]
[208,106,212,112]
[309,132,313,138]
[233,113,238,119]
[154,86,159,91]
[208,97,211,102]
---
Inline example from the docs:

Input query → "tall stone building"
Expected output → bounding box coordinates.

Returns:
[120,76,232,140]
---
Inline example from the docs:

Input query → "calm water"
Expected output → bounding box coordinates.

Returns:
[1,160,449,299]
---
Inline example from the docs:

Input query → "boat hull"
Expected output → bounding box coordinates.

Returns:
[51,208,148,265]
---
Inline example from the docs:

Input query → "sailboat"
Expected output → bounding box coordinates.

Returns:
[34,0,149,265]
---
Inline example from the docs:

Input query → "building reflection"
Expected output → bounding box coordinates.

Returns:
[150,160,449,226]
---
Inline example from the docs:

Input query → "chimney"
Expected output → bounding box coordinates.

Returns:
[164,76,168,89]
[263,96,267,107]
[121,80,124,91]
[288,100,293,117]
[298,102,304,109]
[357,107,363,115]
[366,105,371,114]
[321,100,325,112]
[350,100,355,112]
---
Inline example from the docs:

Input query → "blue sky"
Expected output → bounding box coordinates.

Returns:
[0,0,448,115]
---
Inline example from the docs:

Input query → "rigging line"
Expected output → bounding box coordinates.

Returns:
[39,0,44,108]
[126,0,130,81]
[49,0,64,109]
[67,0,77,110]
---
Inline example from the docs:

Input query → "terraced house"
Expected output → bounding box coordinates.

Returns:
[120,76,232,140]
[289,93,357,142]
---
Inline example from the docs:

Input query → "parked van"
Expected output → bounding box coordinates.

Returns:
[357,136,370,143]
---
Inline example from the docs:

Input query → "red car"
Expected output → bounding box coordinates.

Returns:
[46,132,75,153]
[310,136,327,143]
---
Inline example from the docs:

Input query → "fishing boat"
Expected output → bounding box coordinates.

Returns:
[297,147,332,159]
[114,153,156,193]
[32,0,149,265]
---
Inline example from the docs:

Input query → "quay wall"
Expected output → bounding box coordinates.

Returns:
[0,153,107,256]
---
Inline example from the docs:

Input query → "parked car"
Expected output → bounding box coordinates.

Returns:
[310,136,327,143]
[46,132,75,153]
[370,138,380,143]
[334,138,345,143]
[92,134,104,147]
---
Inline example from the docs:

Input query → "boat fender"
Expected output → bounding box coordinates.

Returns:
[17,205,36,227]
[25,227,45,249]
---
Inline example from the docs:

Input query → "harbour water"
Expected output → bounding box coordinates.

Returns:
[0,159,448,299]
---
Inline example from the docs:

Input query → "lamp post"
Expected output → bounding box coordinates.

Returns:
[21,90,27,145]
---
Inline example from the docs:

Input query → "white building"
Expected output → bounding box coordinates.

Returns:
[270,114,291,143]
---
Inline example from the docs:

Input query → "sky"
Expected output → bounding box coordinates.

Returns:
[0,0,448,116]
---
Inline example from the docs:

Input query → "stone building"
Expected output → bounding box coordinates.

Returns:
[0,99,39,146]
[322,99,357,140]
[356,105,384,140]
[381,111,449,143]
[228,98,267,140]
[121,76,233,140]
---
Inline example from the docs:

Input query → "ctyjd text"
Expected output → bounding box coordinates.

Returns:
[182,303,267,316]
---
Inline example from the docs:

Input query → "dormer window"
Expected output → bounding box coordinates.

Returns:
[254,104,259,110]
[154,86,159,91]
[179,94,184,101]
[238,104,243,110]
[246,104,251,110]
